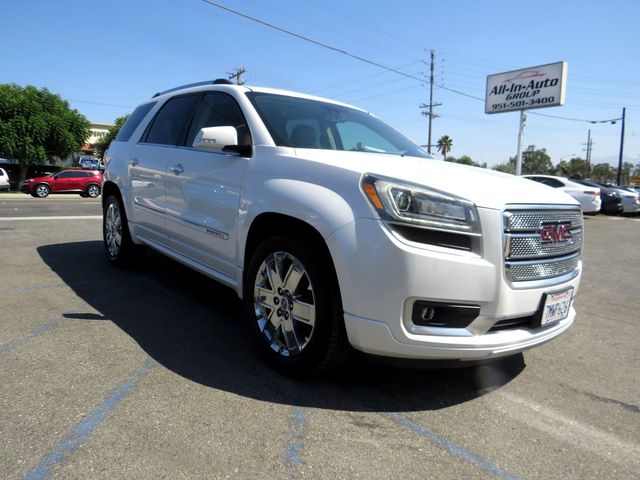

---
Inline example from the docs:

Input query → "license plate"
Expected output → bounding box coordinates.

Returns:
[540,288,573,326]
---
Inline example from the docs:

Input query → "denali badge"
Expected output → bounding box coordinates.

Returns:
[540,222,572,244]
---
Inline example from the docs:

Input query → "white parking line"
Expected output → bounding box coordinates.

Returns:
[0,216,102,221]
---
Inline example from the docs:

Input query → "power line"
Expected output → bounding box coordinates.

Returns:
[300,0,426,52]
[329,72,422,99]
[195,1,629,127]
[198,0,426,83]
[308,61,423,94]
[242,0,419,61]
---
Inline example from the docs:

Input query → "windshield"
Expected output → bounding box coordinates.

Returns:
[246,92,429,159]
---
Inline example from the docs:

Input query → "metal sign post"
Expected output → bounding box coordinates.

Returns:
[515,110,526,176]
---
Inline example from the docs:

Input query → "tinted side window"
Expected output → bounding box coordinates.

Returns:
[186,92,250,147]
[542,178,564,188]
[144,95,198,146]
[116,102,156,142]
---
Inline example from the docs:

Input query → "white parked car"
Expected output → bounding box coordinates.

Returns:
[102,79,583,375]
[0,167,10,190]
[523,175,601,213]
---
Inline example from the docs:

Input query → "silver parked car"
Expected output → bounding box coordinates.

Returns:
[608,186,640,213]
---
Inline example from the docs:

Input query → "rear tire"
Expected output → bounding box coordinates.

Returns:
[244,235,351,376]
[103,194,137,266]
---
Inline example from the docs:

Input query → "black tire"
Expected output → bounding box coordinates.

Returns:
[103,194,137,266]
[86,184,101,198]
[244,235,351,376]
[33,184,50,198]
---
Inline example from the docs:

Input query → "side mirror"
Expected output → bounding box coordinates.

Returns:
[192,126,237,152]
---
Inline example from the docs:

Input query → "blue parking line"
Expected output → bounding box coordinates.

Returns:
[0,319,61,355]
[22,357,157,480]
[0,278,144,355]
[284,408,308,477]
[386,413,522,480]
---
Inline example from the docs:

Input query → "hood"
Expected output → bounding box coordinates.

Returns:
[294,150,578,210]
[27,175,52,182]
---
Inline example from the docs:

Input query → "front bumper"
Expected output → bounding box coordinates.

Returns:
[326,210,581,361]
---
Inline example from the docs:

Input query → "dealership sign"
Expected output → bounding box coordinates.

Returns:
[485,61,567,114]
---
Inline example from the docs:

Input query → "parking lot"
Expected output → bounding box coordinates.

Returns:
[0,195,638,480]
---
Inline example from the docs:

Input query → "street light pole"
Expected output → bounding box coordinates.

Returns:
[616,107,626,185]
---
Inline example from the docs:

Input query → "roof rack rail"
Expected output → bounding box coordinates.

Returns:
[152,79,234,98]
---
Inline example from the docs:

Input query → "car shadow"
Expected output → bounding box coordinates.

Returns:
[38,241,525,412]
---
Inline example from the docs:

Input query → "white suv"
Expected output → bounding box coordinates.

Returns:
[103,79,583,375]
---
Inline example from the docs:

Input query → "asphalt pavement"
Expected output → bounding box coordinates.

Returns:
[0,196,638,479]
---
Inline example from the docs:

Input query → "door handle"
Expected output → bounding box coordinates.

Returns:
[170,164,184,175]
[128,158,139,167]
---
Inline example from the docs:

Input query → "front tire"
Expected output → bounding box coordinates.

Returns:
[244,236,351,376]
[103,194,137,266]
[86,184,101,198]
[34,184,50,198]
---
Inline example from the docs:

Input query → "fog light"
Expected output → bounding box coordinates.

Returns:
[421,306,436,322]
[411,301,480,328]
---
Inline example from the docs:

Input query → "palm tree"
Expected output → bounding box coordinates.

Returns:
[436,135,453,160]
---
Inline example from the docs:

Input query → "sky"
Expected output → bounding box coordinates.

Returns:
[1,0,639,168]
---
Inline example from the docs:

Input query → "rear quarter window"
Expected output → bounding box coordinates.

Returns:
[115,102,156,142]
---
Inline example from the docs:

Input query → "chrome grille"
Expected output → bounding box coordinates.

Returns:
[503,207,582,283]
[504,210,583,231]
[506,253,580,282]
[506,230,582,259]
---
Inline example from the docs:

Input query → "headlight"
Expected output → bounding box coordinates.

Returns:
[362,174,481,235]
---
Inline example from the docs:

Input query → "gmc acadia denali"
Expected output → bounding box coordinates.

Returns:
[102,79,583,375]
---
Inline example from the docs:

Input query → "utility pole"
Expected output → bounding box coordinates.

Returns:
[420,50,441,154]
[227,67,246,85]
[616,107,626,185]
[582,129,593,178]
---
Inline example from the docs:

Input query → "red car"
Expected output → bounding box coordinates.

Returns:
[22,169,103,198]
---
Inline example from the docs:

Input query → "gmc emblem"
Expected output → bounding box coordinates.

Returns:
[540,222,572,244]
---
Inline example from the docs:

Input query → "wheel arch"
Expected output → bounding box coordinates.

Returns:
[102,181,122,208]
[242,212,342,307]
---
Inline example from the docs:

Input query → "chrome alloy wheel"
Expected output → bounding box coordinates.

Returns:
[87,184,100,197]
[35,184,49,197]
[104,201,123,258]
[253,251,316,357]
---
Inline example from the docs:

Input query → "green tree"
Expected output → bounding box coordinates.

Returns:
[590,163,616,183]
[493,161,516,174]
[621,162,635,185]
[556,157,587,178]
[492,145,552,175]
[445,155,486,168]
[0,84,90,184]
[94,114,129,159]
[436,135,453,160]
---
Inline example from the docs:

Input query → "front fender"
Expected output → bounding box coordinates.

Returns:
[237,178,358,265]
